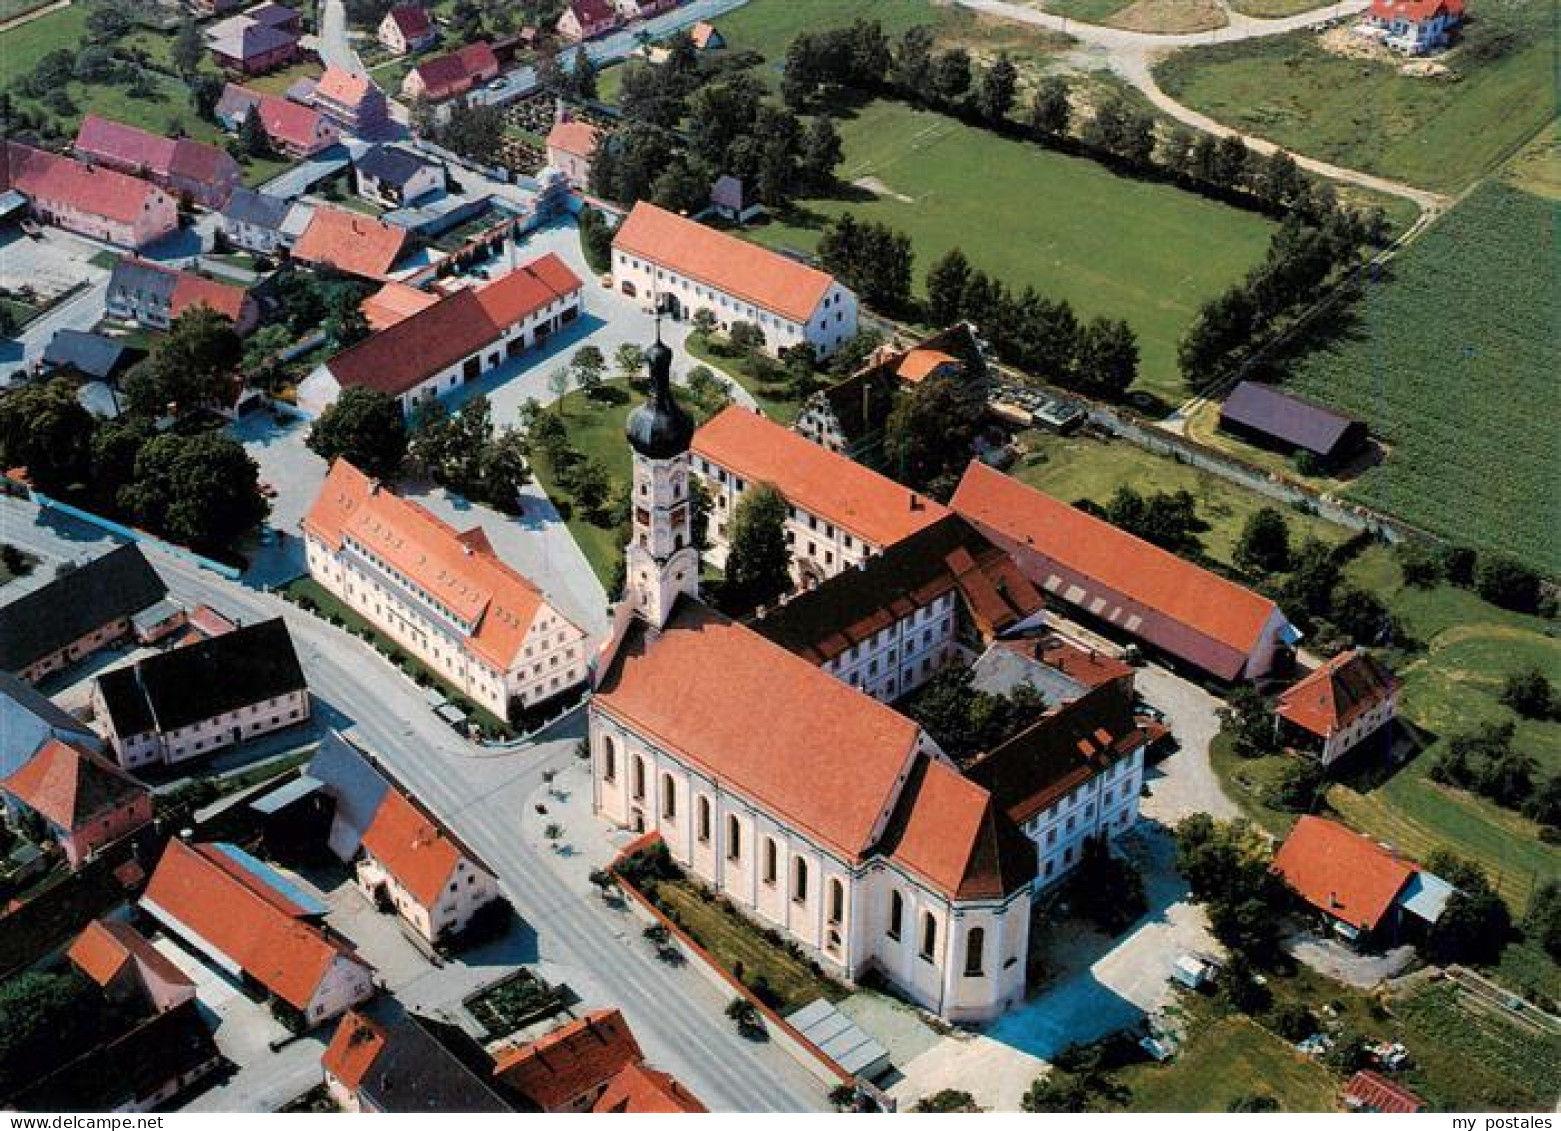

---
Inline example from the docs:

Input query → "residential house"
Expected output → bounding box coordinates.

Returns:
[1359,0,1465,54]
[689,20,724,50]
[74,116,241,210]
[0,670,102,781]
[91,617,310,770]
[0,738,153,867]
[706,173,761,223]
[1219,380,1370,469]
[951,461,1299,681]
[41,329,145,385]
[360,280,439,330]
[324,1011,513,1112]
[377,4,436,55]
[297,253,582,415]
[544,118,598,188]
[1343,1070,1426,1113]
[613,0,681,20]
[690,405,947,587]
[754,514,1045,703]
[494,1010,703,1113]
[67,919,197,1013]
[311,67,391,136]
[612,201,858,356]
[0,544,168,684]
[401,41,501,102]
[557,0,620,41]
[301,460,589,721]
[142,838,375,1027]
[1272,815,1456,947]
[190,0,245,13]
[218,186,297,256]
[353,145,444,208]
[1,141,179,249]
[105,258,258,335]
[308,732,503,945]
[291,205,410,280]
[216,84,340,158]
[205,4,303,75]
[1275,649,1400,766]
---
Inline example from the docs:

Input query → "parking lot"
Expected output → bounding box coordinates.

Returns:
[0,226,109,301]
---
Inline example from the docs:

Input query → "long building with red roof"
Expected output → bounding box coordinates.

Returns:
[611,202,858,357]
[2,142,179,250]
[951,460,1297,681]
[74,115,241,210]
[302,460,588,723]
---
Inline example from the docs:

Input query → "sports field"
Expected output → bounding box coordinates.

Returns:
[1154,0,1555,194]
[743,99,1277,403]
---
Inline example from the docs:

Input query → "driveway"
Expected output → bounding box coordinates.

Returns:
[1134,662,1241,824]
[1288,932,1415,989]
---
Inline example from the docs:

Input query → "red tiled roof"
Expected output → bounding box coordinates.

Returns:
[897,348,959,384]
[545,119,599,159]
[1343,1069,1424,1113]
[952,461,1286,680]
[613,202,840,322]
[694,406,948,547]
[142,839,367,1010]
[315,66,376,109]
[255,92,336,152]
[171,269,250,323]
[360,788,469,907]
[471,252,581,326]
[1369,0,1463,21]
[1272,816,1417,933]
[596,601,922,860]
[993,636,1134,691]
[410,41,499,98]
[880,756,1035,900]
[68,919,193,993]
[565,0,618,28]
[360,280,439,330]
[386,4,432,39]
[494,1009,643,1112]
[322,1011,387,1091]
[592,1063,706,1113]
[75,115,237,194]
[1276,649,1398,738]
[303,460,567,669]
[292,206,408,279]
[0,738,148,832]
[4,142,173,225]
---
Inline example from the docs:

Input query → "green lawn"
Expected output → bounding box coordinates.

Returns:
[684,333,800,424]
[742,100,1275,403]
[1118,1015,1339,1112]
[530,382,639,587]
[1154,0,1556,194]
[1039,0,1137,24]
[1275,183,1560,576]
[1008,428,1352,568]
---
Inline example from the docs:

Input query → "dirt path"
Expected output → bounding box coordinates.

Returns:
[0,0,68,33]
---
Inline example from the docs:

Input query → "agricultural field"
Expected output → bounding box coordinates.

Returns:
[744,99,1276,404]
[1154,0,1556,194]
[1394,979,1561,1111]
[1272,182,1560,575]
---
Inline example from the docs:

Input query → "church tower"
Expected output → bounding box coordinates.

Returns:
[622,326,699,630]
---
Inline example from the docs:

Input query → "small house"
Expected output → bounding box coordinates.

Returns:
[545,118,599,188]
[67,919,197,1013]
[219,186,297,256]
[706,174,762,224]
[353,145,444,208]
[41,329,145,385]
[1343,1070,1426,1113]
[324,1011,513,1112]
[0,738,153,867]
[105,258,258,335]
[378,4,436,55]
[1275,648,1399,766]
[557,0,620,42]
[401,41,500,102]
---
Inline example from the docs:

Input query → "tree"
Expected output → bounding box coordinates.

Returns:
[568,45,598,101]
[614,342,645,383]
[1084,94,1129,155]
[1280,537,1341,623]
[122,306,244,418]
[722,483,792,613]
[925,247,971,327]
[171,18,203,76]
[800,115,843,191]
[1069,837,1147,934]
[0,377,95,495]
[1523,881,1561,961]
[1073,317,1138,398]
[323,286,370,348]
[1421,856,1511,965]
[571,345,606,397]
[1235,507,1292,574]
[567,457,611,521]
[0,972,105,1098]
[189,73,225,122]
[930,48,972,106]
[1030,75,1072,137]
[891,25,935,96]
[691,308,719,340]
[1219,684,1275,757]
[1332,586,1395,646]
[727,320,766,357]
[307,387,409,480]
[1501,669,1555,720]
[651,156,710,215]
[239,109,271,158]
[1272,756,1326,813]
[817,214,914,312]
[974,54,1017,122]
[1475,554,1542,613]
[1175,815,1286,959]
[72,45,113,82]
[882,368,986,496]
[120,431,268,551]
[913,1090,976,1113]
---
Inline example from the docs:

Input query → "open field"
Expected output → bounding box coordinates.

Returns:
[1273,183,1560,575]
[1502,119,1561,200]
[1154,0,1556,194]
[1107,0,1228,34]
[1009,428,1352,567]
[743,99,1276,403]
[1117,1014,1338,1112]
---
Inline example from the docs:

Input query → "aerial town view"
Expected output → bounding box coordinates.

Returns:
[0,0,1555,1117]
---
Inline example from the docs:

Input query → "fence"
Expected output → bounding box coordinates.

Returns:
[31,492,243,581]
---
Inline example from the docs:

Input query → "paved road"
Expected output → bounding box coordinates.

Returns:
[955,0,1449,210]
[315,0,362,74]
[0,495,824,1113]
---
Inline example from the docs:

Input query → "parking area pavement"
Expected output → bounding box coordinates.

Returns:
[1287,932,1415,989]
[0,227,109,299]
[1133,663,1241,823]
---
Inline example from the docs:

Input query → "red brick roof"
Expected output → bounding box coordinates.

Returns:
[897,348,959,384]
[994,636,1134,690]
[472,252,581,326]
[3,141,173,225]
[360,281,439,330]
[68,918,193,993]
[545,119,599,159]
[1343,1069,1425,1114]
[322,1011,388,1091]
[494,1009,643,1112]
[360,788,470,907]
[292,206,408,279]
[592,1063,706,1113]
[1272,816,1417,933]
[303,460,567,669]
[694,406,948,547]
[0,738,148,833]
[1276,649,1397,739]
[143,839,367,1010]
[596,600,922,860]
[613,202,840,322]
[952,461,1286,680]
[254,91,336,152]
[315,66,377,109]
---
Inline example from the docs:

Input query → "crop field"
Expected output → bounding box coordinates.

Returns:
[1273,183,1559,575]
[744,99,1276,403]
[1396,980,1561,1110]
[1154,0,1556,194]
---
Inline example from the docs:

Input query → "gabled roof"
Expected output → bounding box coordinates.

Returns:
[307,731,391,855]
[545,119,599,159]
[0,738,148,833]
[207,19,298,61]
[1276,649,1398,738]
[0,671,100,778]
[694,406,948,547]
[303,460,568,668]
[897,348,960,384]
[593,1063,706,1113]
[564,0,618,27]
[613,202,841,322]
[361,280,439,330]
[110,258,251,323]
[0,544,167,673]
[67,918,194,993]
[292,206,409,279]
[985,636,1134,694]
[222,185,292,230]
[494,1009,643,1112]
[42,329,143,381]
[75,115,238,192]
[142,838,367,1010]
[951,461,1287,681]
[1344,1069,1425,1114]
[360,788,479,906]
[314,66,378,109]
[1219,381,1365,458]
[963,682,1146,823]
[355,144,439,189]
[3,141,173,226]
[595,600,922,860]
[385,4,434,39]
[409,41,499,98]
[754,514,1041,665]
[324,1011,512,1112]
[1272,816,1417,932]
[217,84,337,153]
[1368,0,1464,21]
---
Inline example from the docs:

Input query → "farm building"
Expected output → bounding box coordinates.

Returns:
[1218,380,1369,468]
[402,42,501,102]
[1275,648,1400,766]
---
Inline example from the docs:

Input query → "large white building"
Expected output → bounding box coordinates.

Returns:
[302,460,588,725]
[610,202,858,358]
[691,406,948,590]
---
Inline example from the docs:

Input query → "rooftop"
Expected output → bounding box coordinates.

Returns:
[292,205,409,279]
[1276,649,1398,738]
[324,1011,513,1112]
[1271,815,1417,933]
[3,141,172,226]
[0,544,167,673]
[0,738,148,833]
[494,1009,643,1112]
[1219,380,1365,458]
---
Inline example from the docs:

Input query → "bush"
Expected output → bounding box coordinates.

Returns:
[1267,1001,1317,1041]
[1475,554,1541,612]
[1500,669,1555,720]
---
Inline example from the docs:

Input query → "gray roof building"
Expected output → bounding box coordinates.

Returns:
[0,670,101,778]
[221,186,292,231]
[0,545,167,676]
[42,330,145,382]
